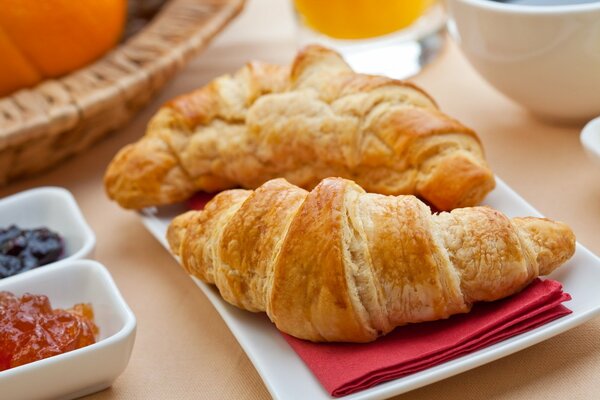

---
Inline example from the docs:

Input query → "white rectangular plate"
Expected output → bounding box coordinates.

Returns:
[140,178,600,400]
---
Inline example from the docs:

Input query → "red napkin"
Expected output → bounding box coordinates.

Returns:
[187,193,572,397]
[187,192,216,211]
[283,279,571,397]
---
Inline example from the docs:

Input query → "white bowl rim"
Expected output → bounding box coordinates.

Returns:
[581,116,600,160]
[0,259,137,378]
[0,186,96,264]
[451,0,600,15]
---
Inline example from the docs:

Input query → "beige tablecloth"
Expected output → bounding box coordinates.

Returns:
[2,0,599,399]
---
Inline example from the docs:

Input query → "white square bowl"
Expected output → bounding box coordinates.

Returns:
[0,187,96,272]
[0,259,137,400]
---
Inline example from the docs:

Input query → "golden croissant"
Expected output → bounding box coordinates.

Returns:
[167,177,575,343]
[105,45,495,211]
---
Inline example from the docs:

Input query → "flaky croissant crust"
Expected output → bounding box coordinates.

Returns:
[105,45,495,211]
[167,177,575,343]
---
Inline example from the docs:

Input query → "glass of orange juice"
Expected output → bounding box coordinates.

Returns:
[293,0,446,78]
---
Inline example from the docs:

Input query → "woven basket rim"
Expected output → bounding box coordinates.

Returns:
[0,0,245,143]
[0,0,245,186]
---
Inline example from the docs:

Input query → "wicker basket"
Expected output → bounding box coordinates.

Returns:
[0,0,245,185]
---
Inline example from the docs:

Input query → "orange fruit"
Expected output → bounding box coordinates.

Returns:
[0,0,127,97]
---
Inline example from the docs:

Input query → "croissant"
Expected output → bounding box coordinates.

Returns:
[105,45,495,211]
[166,177,575,343]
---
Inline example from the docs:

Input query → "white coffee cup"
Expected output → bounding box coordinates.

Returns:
[446,0,600,122]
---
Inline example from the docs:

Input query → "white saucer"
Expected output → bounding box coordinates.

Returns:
[581,116,600,170]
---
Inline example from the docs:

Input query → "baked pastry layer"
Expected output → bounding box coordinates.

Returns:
[105,45,495,210]
[167,177,575,343]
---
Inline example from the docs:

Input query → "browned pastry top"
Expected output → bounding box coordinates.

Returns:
[167,177,575,342]
[105,45,495,210]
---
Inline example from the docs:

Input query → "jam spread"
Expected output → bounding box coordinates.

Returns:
[0,225,64,278]
[0,291,97,371]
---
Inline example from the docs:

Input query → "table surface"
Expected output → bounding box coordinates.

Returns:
[2,0,599,399]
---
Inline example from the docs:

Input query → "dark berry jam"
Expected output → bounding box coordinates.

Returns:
[0,225,64,278]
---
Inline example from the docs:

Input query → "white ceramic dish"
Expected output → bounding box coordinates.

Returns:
[447,0,600,121]
[0,187,96,269]
[581,116,600,170]
[140,178,600,400]
[0,259,137,400]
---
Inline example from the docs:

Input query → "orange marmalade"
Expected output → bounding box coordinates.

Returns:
[0,291,97,371]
